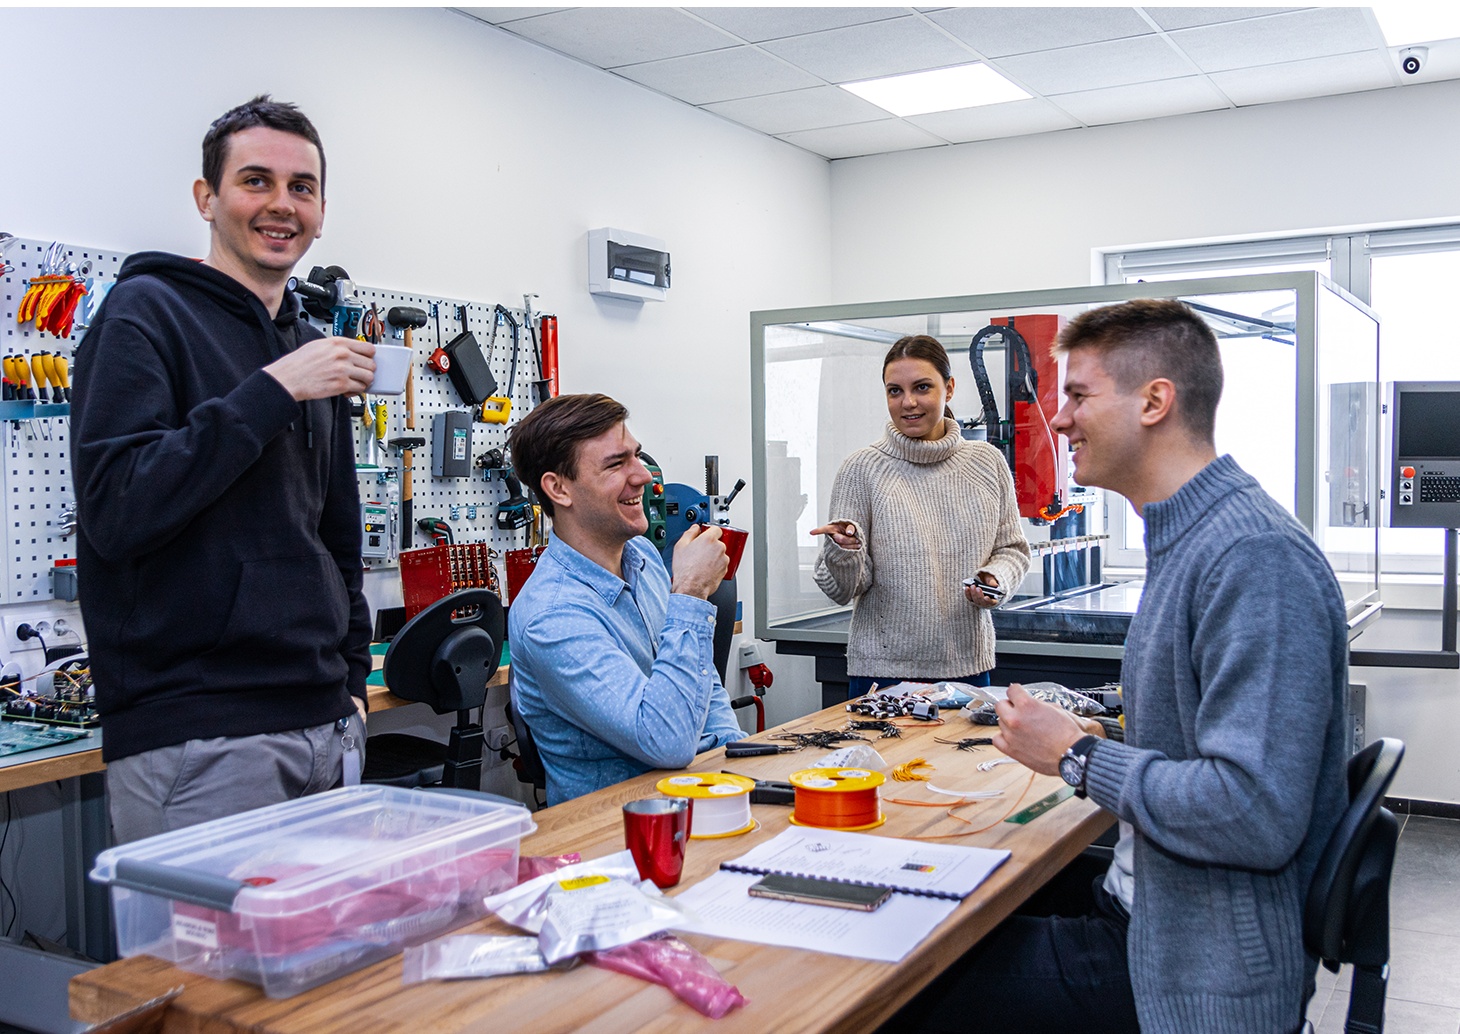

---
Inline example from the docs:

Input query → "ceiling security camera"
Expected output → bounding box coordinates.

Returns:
[1400,47,1427,75]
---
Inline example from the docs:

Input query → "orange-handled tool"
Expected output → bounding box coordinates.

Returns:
[40,354,62,403]
[13,356,33,400]
[30,354,49,402]
[54,354,70,403]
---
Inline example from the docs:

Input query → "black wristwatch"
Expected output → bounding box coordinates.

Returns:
[1059,735,1099,799]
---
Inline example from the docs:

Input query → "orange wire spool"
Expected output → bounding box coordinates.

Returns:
[788,768,886,831]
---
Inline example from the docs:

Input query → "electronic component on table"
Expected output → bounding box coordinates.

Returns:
[361,502,391,558]
[432,411,473,478]
[748,874,892,912]
[3,660,98,728]
[399,542,501,619]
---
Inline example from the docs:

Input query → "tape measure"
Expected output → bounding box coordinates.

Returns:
[787,767,886,831]
[656,773,757,838]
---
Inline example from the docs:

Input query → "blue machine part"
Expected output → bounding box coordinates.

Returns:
[658,482,712,575]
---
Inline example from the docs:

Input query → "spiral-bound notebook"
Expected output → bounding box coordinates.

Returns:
[718,827,1010,901]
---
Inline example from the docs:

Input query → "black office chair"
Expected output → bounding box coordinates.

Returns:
[506,694,547,797]
[362,588,505,792]
[1303,737,1405,1034]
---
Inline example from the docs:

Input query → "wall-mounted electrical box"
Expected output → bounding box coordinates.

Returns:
[432,411,473,478]
[588,228,670,302]
[1385,380,1460,528]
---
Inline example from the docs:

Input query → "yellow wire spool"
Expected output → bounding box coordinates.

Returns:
[656,773,757,838]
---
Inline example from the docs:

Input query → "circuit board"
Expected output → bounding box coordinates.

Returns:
[0,721,88,758]
[1,685,99,728]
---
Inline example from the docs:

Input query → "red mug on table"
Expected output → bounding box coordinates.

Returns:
[623,798,692,889]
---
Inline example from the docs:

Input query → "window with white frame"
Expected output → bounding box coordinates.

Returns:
[1103,225,1460,576]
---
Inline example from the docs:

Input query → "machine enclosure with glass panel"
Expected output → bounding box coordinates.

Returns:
[750,272,1380,651]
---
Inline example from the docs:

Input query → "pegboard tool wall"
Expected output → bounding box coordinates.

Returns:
[1,237,128,602]
[322,287,545,571]
[1,235,546,603]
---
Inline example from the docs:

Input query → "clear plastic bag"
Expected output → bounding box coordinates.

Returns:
[960,681,1107,725]
[482,850,697,964]
[401,935,567,983]
[586,934,749,1018]
[821,744,888,771]
[518,853,581,884]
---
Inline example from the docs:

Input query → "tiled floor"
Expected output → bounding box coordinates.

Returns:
[1306,814,1460,1033]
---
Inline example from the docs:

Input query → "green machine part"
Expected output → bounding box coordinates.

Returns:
[640,451,668,553]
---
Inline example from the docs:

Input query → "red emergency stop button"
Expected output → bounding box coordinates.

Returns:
[652,483,663,495]
[1401,466,1415,479]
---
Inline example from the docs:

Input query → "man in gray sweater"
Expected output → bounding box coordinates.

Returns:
[888,300,1347,1034]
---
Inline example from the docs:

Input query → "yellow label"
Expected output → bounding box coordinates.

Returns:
[558,875,610,891]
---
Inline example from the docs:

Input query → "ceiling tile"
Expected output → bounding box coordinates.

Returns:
[702,86,891,135]
[1145,8,1306,32]
[1169,7,1376,73]
[760,17,974,83]
[777,119,946,159]
[1049,76,1228,125]
[904,97,1079,142]
[502,8,735,68]
[926,7,1155,58]
[686,8,907,43]
[615,47,823,105]
[1209,50,1395,105]
[454,8,569,26]
[996,34,1194,94]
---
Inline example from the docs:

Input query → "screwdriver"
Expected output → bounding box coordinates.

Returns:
[53,355,69,403]
[13,356,34,400]
[29,354,48,402]
[40,354,61,404]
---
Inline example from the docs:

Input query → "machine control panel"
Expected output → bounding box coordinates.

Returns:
[1387,381,1460,528]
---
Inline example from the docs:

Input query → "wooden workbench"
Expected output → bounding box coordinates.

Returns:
[69,701,1114,1034]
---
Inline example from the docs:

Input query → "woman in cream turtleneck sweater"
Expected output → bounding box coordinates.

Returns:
[812,335,1031,696]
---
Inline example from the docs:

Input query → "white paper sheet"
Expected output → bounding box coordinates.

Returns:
[672,871,959,963]
[723,827,1009,899]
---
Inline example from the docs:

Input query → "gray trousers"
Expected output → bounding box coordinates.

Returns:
[107,713,367,844]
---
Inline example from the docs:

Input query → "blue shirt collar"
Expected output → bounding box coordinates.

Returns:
[543,532,646,605]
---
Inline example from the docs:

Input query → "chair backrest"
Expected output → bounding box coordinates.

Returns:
[506,691,547,792]
[1304,737,1405,964]
[708,572,737,684]
[383,589,504,715]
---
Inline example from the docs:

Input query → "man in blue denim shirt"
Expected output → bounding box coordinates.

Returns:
[507,394,747,804]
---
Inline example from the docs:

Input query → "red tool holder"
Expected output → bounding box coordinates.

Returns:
[400,543,500,619]
[504,546,547,604]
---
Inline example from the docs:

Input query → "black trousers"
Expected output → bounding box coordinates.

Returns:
[879,864,1140,1034]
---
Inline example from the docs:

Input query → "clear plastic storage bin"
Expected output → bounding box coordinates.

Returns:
[90,785,536,998]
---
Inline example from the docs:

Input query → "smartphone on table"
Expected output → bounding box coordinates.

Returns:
[747,874,893,912]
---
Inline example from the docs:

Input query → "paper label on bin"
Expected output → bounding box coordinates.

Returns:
[172,913,219,949]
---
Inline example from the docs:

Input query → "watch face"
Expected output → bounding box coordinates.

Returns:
[1059,755,1083,787]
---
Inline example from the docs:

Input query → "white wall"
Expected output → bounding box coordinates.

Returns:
[827,81,1460,803]
[829,79,1460,302]
[0,5,831,942]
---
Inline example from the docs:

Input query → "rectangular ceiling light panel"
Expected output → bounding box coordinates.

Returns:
[1373,6,1460,46]
[841,62,1031,116]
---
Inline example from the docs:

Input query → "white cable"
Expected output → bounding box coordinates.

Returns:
[926,783,1004,799]
[976,757,1021,773]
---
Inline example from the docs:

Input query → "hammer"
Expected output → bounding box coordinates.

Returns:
[387,306,428,551]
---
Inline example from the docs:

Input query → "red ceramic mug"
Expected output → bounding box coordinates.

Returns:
[699,524,749,581]
[623,797,692,889]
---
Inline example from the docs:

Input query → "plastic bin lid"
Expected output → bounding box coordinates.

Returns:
[91,785,536,917]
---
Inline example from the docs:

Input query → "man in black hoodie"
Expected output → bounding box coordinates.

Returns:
[72,96,377,842]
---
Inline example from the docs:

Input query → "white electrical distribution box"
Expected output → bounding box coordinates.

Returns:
[588,228,670,302]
